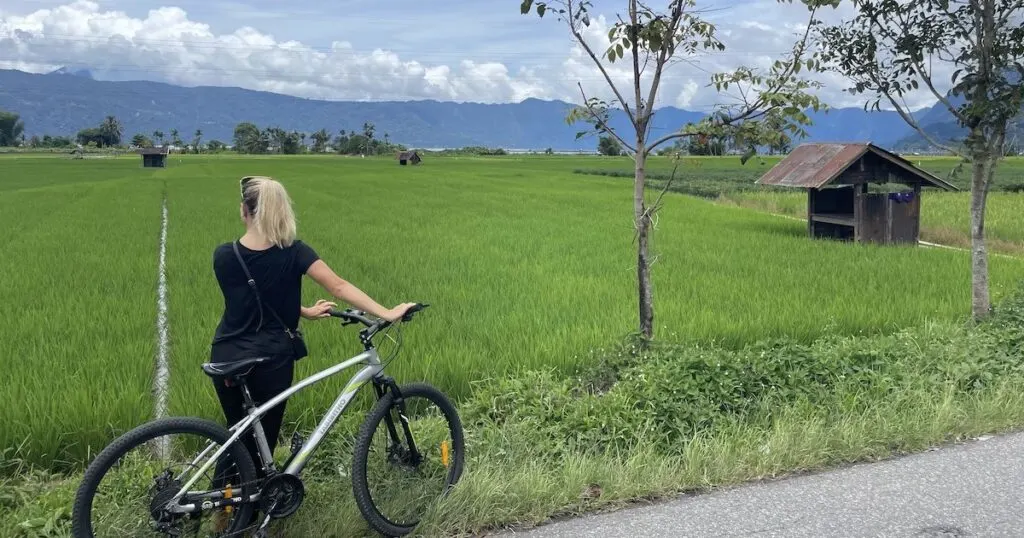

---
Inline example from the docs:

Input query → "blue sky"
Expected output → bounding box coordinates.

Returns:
[0,0,949,109]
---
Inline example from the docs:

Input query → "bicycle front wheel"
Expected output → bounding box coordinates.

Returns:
[351,382,465,537]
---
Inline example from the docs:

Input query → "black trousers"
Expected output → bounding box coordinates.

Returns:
[211,357,295,486]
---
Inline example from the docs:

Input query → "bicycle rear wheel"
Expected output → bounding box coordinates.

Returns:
[351,382,465,537]
[71,416,259,537]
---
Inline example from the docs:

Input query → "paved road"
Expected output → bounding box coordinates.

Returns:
[494,432,1024,537]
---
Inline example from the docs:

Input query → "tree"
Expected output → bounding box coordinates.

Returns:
[280,130,303,155]
[362,122,376,154]
[598,135,622,155]
[170,129,182,148]
[312,128,331,153]
[76,127,106,147]
[131,133,153,147]
[100,116,123,146]
[153,130,165,146]
[815,0,1024,320]
[687,135,726,155]
[0,110,25,146]
[233,122,267,154]
[193,129,203,154]
[520,0,830,340]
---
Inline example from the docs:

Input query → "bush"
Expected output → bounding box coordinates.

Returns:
[461,282,1024,460]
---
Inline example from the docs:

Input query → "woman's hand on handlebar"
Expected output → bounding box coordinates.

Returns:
[301,299,338,320]
[381,302,418,322]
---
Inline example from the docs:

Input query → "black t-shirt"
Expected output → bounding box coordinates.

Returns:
[209,239,320,364]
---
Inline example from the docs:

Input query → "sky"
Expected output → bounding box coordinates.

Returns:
[0,0,953,111]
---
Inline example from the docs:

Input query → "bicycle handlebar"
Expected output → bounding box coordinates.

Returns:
[327,303,429,329]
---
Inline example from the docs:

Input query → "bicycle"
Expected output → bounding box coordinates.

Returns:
[70,303,465,537]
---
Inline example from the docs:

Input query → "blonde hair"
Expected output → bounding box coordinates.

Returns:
[241,176,297,248]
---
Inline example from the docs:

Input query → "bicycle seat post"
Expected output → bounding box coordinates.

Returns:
[238,381,276,476]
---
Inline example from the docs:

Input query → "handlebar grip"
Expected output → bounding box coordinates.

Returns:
[401,303,429,322]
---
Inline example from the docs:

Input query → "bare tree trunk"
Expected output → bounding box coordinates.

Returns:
[969,154,992,319]
[635,145,654,340]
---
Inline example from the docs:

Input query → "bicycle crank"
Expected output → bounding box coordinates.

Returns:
[258,473,305,519]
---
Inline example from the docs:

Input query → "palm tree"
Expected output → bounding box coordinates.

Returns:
[153,131,165,146]
[193,129,203,154]
[100,115,123,146]
[0,111,25,147]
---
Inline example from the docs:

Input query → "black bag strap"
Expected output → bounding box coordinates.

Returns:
[232,240,297,338]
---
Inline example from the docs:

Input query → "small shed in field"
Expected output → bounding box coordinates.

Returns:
[756,142,958,245]
[396,150,421,166]
[139,146,169,168]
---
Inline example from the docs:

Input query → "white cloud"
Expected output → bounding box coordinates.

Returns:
[0,0,950,112]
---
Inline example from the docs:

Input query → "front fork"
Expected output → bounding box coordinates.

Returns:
[373,376,422,467]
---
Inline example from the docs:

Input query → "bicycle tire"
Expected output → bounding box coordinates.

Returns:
[351,382,465,537]
[71,416,259,538]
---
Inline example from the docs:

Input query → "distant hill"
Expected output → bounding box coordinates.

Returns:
[0,67,941,151]
[891,72,1024,152]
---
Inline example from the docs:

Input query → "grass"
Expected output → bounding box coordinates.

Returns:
[577,154,1024,194]
[7,288,1024,537]
[158,155,1024,434]
[3,152,1024,536]
[0,157,166,472]
[720,191,1024,256]
[4,152,1024,468]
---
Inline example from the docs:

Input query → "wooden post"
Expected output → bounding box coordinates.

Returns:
[913,182,922,243]
[807,188,815,238]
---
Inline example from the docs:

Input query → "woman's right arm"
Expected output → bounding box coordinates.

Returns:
[305,259,414,322]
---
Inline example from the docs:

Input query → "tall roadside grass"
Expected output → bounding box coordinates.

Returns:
[0,166,165,471]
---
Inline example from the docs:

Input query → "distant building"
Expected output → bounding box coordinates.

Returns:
[139,146,169,168]
[396,150,422,165]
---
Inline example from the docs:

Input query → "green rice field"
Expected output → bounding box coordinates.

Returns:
[3,152,1024,473]
[720,190,1024,255]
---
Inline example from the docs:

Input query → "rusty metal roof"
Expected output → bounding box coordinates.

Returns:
[756,142,958,191]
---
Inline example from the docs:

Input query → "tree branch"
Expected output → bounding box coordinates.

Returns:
[887,6,972,125]
[566,0,639,130]
[647,130,697,150]
[631,0,645,140]
[647,5,817,154]
[642,0,687,141]
[578,82,637,152]
[881,87,962,155]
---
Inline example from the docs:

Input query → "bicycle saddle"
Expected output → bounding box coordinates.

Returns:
[201,357,275,382]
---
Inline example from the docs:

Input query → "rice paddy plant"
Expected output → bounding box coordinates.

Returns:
[722,191,1024,254]
[0,157,166,471]
[163,155,1024,437]
[3,153,1024,476]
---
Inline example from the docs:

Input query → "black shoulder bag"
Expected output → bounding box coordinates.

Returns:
[232,241,309,360]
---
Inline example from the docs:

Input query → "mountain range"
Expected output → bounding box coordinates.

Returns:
[0,67,1008,151]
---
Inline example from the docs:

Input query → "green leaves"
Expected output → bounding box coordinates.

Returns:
[815,0,1024,140]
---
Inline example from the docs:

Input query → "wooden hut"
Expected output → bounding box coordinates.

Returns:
[756,142,958,245]
[139,146,169,168]
[396,150,422,166]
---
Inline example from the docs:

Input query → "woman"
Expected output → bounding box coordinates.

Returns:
[210,175,415,494]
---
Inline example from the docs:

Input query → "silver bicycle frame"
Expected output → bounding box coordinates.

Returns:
[168,347,384,509]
